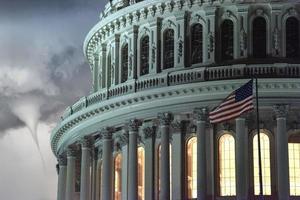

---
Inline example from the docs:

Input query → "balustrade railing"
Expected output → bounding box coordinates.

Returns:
[61,64,300,119]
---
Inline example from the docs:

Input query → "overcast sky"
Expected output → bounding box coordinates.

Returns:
[0,0,106,199]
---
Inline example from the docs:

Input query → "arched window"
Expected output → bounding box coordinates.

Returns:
[288,133,300,196]
[191,24,203,64]
[163,29,175,69]
[253,132,271,195]
[138,147,145,200]
[158,144,172,199]
[286,17,299,58]
[219,133,236,196]
[221,20,234,61]
[121,43,128,83]
[140,35,150,76]
[107,53,112,88]
[253,17,267,58]
[114,154,122,200]
[187,137,197,199]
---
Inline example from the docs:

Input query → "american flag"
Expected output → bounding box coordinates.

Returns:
[209,80,254,124]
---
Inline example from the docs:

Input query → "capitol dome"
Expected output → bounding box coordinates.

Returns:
[52,0,300,200]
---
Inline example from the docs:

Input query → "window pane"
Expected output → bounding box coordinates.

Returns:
[163,29,174,69]
[138,147,145,200]
[191,24,203,64]
[140,36,149,76]
[289,142,300,196]
[253,17,267,58]
[219,134,236,196]
[107,53,112,88]
[114,154,122,200]
[187,137,197,198]
[253,132,271,195]
[221,20,234,61]
[286,17,299,58]
[121,44,128,83]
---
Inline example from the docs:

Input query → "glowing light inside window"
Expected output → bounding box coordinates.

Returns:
[289,142,300,196]
[219,133,236,196]
[253,133,271,195]
[114,154,122,200]
[187,137,197,198]
[138,147,145,200]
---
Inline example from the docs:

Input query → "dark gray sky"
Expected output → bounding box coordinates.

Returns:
[0,0,106,199]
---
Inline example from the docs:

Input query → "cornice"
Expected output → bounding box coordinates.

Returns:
[51,77,300,156]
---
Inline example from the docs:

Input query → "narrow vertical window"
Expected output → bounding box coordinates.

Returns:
[114,154,122,200]
[253,132,271,195]
[219,133,236,196]
[191,24,203,64]
[163,29,175,69]
[121,43,128,83]
[286,17,299,58]
[288,134,300,196]
[138,147,145,200]
[140,35,150,76]
[187,137,197,198]
[253,17,267,58]
[107,53,112,88]
[221,20,234,61]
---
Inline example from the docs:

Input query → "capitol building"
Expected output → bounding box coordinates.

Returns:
[51,0,300,200]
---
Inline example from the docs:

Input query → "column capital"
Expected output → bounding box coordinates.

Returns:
[171,120,189,132]
[100,127,114,139]
[158,112,174,126]
[273,104,289,118]
[66,146,77,157]
[193,107,208,122]
[142,126,156,139]
[58,155,67,166]
[128,119,142,132]
[80,137,92,148]
[114,132,129,148]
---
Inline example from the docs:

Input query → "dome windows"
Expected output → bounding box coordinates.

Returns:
[121,43,129,83]
[191,24,203,64]
[140,35,150,76]
[286,17,299,58]
[252,17,267,58]
[163,29,175,69]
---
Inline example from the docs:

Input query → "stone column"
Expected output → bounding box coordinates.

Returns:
[57,155,67,200]
[92,54,99,92]
[128,26,138,80]
[128,119,142,200]
[100,44,107,88]
[91,148,98,200]
[114,34,120,85]
[193,108,208,200]
[101,127,114,200]
[158,112,173,200]
[95,146,102,200]
[142,126,156,200]
[274,105,290,200]
[235,117,249,200]
[80,138,92,200]
[66,147,77,200]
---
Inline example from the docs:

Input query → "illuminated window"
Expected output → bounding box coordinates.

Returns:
[140,35,149,76]
[289,134,300,196]
[219,133,236,196]
[187,137,197,198]
[286,17,299,58]
[163,29,174,69]
[138,147,145,200]
[191,24,203,64]
[221,20,234,61]
[252,17,267,58]
[253,132,271,195]
[121,43,128,83]
[158,144,172,199]
[114,154,122,200]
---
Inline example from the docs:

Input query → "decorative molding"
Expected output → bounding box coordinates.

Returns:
[66,146,77,157]
[273,104,289,118]
[80,137,92,148]
[128,118,142,132]
[100,127,114,139]
[58,155,67,166]
[158,112,174,126]
[142,126,156,140]
[193,107,208,122]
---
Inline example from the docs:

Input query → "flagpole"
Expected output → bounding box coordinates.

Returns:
[255,77,264,198]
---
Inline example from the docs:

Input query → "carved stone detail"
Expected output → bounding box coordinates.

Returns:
[193,107,208,121]
[80,137,92,148]
[142,126,156,139]
[128,119,142,132]
[158,112,174,126]
[100,127,114,139]
[58,155,67,166]
[67,146,77,157]
[273,104,289,118]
